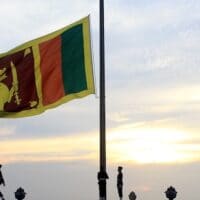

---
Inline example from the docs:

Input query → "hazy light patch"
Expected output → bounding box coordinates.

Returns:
[107,112,130,123]
[137,84,200,105]
[135,185,152,192]
[1,123,200,165]
[0,133,98,164]
[110,84,200,121]
[106,0,196,33]
[0,127,15,137]
[107,125,199,164]
[162,85,200,103]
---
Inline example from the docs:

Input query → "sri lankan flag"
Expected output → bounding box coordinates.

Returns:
[0,17,95,118]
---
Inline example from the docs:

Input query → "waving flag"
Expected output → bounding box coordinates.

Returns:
[0,16,95,117]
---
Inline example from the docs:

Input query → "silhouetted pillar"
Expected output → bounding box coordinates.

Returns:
[15,188,26,200]
[165,186,177,200]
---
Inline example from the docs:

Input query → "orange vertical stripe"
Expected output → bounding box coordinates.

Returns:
[39,36,65,106]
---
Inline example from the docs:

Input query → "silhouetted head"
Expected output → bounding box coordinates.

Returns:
[0,164,2,168]
[118,166,123,172]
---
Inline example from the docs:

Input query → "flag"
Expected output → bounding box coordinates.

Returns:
[0,16,95,117]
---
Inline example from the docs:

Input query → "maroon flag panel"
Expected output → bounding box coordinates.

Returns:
[0,48,39,112]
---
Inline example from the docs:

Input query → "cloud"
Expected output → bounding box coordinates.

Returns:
[0,127,15,137]
[105,0,200,84]
[0,96,98,139]
[1,120,200,165]
[0,0,97,51]
[0,131,98,164]
[135,185,152,192]
[107,125,200,164]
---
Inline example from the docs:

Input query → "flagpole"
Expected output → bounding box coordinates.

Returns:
[98,0,108,200]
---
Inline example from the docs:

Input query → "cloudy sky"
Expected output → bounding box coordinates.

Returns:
[0,0,200,199]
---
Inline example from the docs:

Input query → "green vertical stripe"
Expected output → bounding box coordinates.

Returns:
[61,24,87,94]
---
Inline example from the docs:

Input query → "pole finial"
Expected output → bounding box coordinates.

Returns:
[165,186,177,200]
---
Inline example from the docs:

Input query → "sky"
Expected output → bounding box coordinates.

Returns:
[0,0,200,199]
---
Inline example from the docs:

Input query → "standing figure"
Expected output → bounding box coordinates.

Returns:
[0,165,5,186]
[0,165,5,200]
[0,191,5,200]
[117,166,123,200]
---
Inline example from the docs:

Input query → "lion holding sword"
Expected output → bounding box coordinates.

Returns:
[0,62,20,111]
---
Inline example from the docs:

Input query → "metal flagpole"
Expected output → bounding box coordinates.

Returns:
[98,0,108,199]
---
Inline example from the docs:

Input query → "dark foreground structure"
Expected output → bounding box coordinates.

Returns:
[0,164,27,200]
[128,186,177,200]
[15,188,26,200]
[165,186,177,200]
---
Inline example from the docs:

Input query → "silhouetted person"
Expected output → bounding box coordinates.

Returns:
[0,165,5,187]
[117,166,123,200]
[0,191,5,200]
